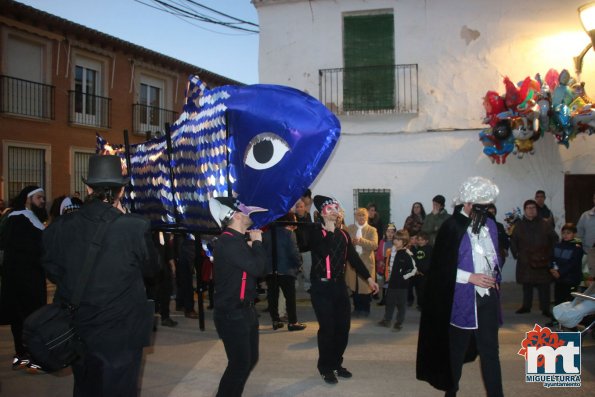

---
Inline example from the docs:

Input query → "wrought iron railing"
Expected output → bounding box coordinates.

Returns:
[0,75,55,119]
[68,90,111,128]
[319,64,418,115]
[132,103,178,135]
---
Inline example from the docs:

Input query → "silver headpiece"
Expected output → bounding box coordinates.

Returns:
[456,176,499,204]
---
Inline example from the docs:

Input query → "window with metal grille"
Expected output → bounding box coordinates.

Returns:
[343,12,395,111]
[73,151,93,197]
[7,146,46,201]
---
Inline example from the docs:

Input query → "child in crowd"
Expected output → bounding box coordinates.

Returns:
[411,231,432,310]
[376,223,396,306]
[550,223,584,305]
[378,229,417,331]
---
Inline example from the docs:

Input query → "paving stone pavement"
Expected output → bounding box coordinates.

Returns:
[0,283,593,396]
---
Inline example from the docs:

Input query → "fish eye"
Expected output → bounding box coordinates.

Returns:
[244,132,290,170]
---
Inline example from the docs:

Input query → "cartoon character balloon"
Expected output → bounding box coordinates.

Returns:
[479,68,593,161]
[99,75,340,230]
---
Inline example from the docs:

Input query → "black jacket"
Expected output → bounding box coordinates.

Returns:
[309,227,371,282]
[212,228,267,310]
[263,227,302,277]
[386,249,416,289]
[42,200,159,352]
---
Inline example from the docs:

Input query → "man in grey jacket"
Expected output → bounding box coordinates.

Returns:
[421,194,450,246]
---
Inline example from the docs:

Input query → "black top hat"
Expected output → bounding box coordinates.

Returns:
[83,155,130,187]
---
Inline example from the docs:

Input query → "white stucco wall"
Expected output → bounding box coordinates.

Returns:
[254,0,595,281]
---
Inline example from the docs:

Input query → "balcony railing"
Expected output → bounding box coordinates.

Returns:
[132,103,178,135]
[0,75,55,119]
[319,64,418,115]
[68,90,111,128]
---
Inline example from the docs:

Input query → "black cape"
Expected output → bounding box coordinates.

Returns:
[416,207,478,391]
[0,213,46,325]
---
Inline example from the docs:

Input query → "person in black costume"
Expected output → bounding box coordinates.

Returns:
[417,176,503,397]
[0,185,47,372]
[43,155,159,396]
[309,195,379,384]
[208,196,268,397]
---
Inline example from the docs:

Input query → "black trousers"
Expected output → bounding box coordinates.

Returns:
[266,274,298,324]
[310,279,351,374]
[412,275,427,308]
[213,306,259,397]
[446,292,503,397]
[522,282,550,312]
[72,348,143,397]
[553,281,577,306]
[176,239,195,312]
[156,260,174,318]
[383,288,407,324]
[352,292,371,314]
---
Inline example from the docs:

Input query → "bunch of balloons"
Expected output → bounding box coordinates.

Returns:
[479,69,594,164]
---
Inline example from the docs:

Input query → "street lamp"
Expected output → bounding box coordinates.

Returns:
[574,2,595,79]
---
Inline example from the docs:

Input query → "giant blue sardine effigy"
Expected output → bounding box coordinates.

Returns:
[98,75,340,231]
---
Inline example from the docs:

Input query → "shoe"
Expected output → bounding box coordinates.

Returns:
[377,319,390,327]
[335,367,352,378]
[322,371,338,384]
[25,362,46,374]
[185,310,199,319]
[515,307,531,314]
[393,323,403,331]
[288,322,306,331]
[161,317,178,327]
[272,321,285,330]
[12,355,30,370]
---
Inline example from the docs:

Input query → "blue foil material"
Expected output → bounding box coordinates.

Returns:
[97,75,340,230]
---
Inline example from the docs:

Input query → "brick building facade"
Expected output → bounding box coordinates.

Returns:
[0,0,239,203]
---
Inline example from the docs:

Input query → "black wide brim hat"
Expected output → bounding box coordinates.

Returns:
[82,155,130,187]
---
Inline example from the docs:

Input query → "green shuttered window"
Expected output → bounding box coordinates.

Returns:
[343,13,395,111]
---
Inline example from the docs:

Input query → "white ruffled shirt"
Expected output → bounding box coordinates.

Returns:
[455,208,497,297]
